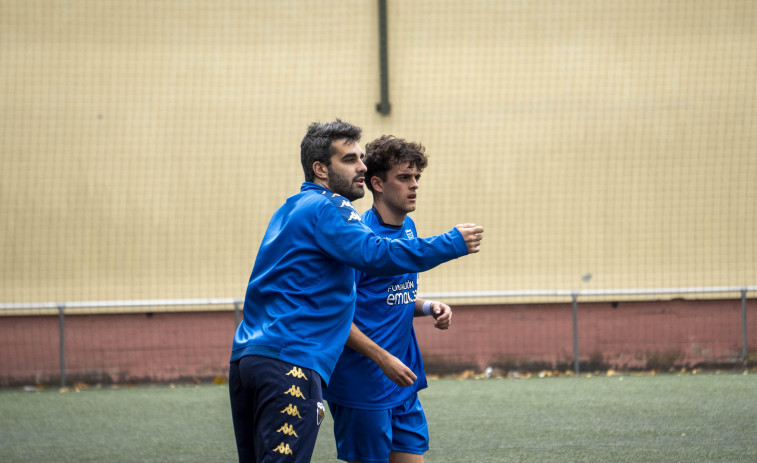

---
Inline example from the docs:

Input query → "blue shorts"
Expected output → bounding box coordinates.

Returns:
[229,355,325,462]
[328,394,429,463]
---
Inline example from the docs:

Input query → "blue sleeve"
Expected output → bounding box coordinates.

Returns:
[314,202,468,276]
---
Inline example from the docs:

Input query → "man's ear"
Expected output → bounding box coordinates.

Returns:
[313,161,329,181]
[370,175,383,193]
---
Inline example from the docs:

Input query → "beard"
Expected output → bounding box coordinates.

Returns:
[327,169,365,201]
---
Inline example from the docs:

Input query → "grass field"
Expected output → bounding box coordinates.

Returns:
[1,373,755,462]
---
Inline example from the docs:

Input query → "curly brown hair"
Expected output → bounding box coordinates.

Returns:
[364,135,428,192]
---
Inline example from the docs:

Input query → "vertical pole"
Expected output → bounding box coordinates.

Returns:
[376,0,391,115]
[572,293,579,375]
[234,301,240,327]
[58,304,66,388]
[742,289,748,364]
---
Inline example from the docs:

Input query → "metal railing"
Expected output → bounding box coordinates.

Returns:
[1,286,754,387]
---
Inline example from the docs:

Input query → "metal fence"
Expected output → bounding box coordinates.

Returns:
[1,286,754,387]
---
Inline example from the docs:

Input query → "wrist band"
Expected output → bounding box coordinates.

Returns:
[422,300,435,316]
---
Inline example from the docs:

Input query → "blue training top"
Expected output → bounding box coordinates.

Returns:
[230,183,468,384]
[324,208,428,409]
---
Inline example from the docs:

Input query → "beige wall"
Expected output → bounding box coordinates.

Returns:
[2,0,755,305]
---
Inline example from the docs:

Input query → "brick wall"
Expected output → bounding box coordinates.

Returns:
[1,299,754,386]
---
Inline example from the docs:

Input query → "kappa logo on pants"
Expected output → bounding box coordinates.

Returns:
[280,403,302,418]
[285,366,309,380]
[272,442,293,456]
[284,385,306,399]
[277,423,298,437]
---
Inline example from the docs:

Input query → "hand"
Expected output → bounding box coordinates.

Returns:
[430,302,452,330]
[377,353,417,387]
[455,223,484,254]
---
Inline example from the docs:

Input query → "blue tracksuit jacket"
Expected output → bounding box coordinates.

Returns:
[230,182,467,384]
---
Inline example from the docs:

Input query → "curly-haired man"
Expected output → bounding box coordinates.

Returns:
[324,135,461,463]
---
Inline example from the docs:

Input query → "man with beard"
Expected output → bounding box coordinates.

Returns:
[228,120,484,463]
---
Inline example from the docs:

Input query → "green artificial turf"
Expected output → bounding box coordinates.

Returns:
[1,373,755,462]
[421,374,757,462]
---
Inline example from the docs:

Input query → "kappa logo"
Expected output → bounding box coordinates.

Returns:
[277,423,299,437]
[284,385,306,399]
[405,229,415,239]
[285,366,308,380]
[322,189,360,221]
[280,404,302,418]
[272,442,293,456]
[348,211,361,221]
[339,200,362,222]
[316,402,325,426]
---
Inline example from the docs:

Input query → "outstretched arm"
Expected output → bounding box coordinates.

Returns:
[315,202,484,276]
[345,323,417,387]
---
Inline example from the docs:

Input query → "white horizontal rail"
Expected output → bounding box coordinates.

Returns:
[0,298,242,311]
[0,286,754,311]
[422,285,757,300]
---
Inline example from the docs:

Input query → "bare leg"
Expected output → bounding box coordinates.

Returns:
[389,451,424,463]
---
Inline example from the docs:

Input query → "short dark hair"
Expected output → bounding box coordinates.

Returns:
[300,119,362,182]
[364,135,428,192]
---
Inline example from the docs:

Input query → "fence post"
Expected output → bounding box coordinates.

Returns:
[742,288,748,365]
[375,0,391,115]
[58,304,66,388]
[572,293,579,375]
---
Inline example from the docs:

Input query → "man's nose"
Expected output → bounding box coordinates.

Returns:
[357,159,367,173]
